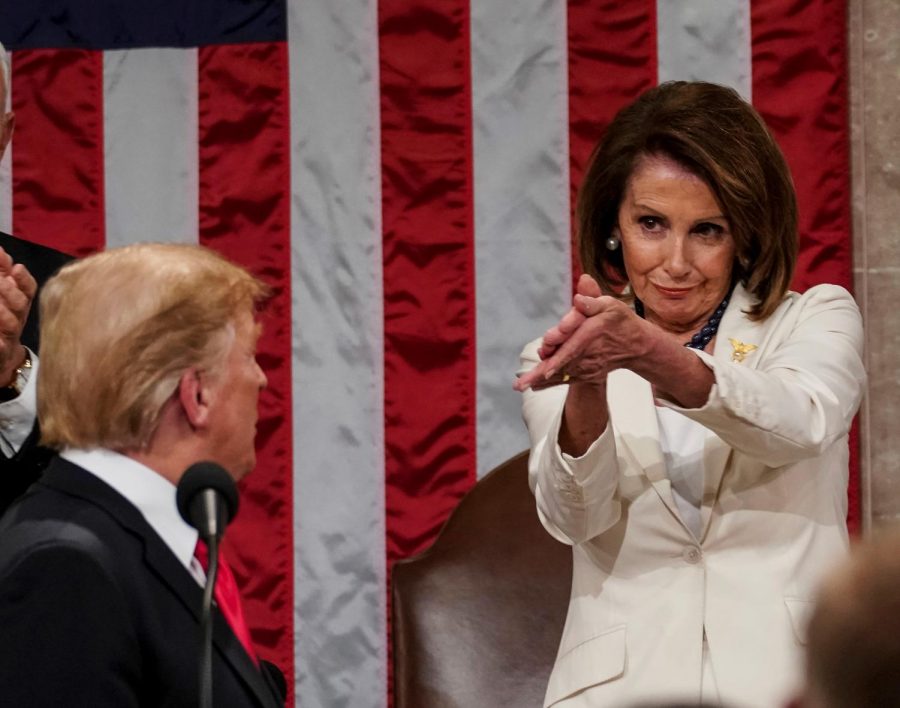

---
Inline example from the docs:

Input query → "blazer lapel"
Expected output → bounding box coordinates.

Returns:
[698,284,767,540]
[141,538,280,707]
[212,613,281,708]
[608,284,773,541]
[607,368,686,527]
[44,459,281,708]
[135,510,281,707]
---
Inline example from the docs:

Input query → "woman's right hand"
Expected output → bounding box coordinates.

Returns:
[515,275,652,392]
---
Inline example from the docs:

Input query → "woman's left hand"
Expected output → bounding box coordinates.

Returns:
[536,274,601,361]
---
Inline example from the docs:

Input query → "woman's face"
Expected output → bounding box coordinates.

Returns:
[615,153,736,336]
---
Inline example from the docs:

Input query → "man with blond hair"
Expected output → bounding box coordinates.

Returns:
[0,40,71,513]
[0,243,285,707]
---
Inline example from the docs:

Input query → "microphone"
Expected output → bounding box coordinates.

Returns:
[176,461,239,542]
[175,462,239,708]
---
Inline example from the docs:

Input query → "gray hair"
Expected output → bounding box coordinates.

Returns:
[0,41,9,112]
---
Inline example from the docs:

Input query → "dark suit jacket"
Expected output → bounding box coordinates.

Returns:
[0,232,72,515]
[0,457,286,708]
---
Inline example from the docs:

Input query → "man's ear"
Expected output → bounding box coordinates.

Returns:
[178,368,211,429]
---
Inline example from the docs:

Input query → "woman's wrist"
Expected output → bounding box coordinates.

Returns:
[559,379,609,457]
[634,336,715,408]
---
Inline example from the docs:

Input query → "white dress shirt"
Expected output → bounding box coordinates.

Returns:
[60,447,206,586]
[0,348,39,458]
[656,405,711,539]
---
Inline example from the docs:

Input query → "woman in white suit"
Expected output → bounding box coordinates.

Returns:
[514,82,865,708]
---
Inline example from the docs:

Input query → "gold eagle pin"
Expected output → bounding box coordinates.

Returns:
[729,338,757,363]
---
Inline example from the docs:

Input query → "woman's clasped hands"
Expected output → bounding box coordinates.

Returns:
[514,273,650,392]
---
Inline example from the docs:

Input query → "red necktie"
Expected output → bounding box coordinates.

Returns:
[194,540,258,665]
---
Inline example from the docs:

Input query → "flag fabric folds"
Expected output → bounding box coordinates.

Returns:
[0,1,853,706]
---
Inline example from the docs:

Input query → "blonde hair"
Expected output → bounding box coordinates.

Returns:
[38,243,269,450]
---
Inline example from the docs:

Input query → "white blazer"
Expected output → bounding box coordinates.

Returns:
[521,283,865,708]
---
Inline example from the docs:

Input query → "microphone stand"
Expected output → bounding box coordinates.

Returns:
[176,463,239,708]
[199,534,219,708]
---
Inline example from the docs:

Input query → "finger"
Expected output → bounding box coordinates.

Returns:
[516,371,571,392]
[558,307,586,334]
[0,275,30,317]
[513,368,541,392]
[513,358,560,391]
[576,273,603,298]
[0,248,12,276]
[537,343,557,360]
[10,263,37,301]
[528,374,572,391]
[538,319,608,383]
[540,315,580,353]
[542,311,586,351]
[576,293,632,322]
[0,302,22,340]
[535,350,573,385]
[573,293,604,316]
[541,327,565,353]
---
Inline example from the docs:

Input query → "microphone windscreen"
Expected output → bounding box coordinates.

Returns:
[176,461,240,529]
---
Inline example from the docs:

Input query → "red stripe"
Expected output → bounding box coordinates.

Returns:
[379,9,475,703]
[750,0,858,533]
[196,41,294,695]
[566,0,657,286]
[11,49,105,255]
[379,4,476,564]
[847,422,860,534]
[751,0,851,292]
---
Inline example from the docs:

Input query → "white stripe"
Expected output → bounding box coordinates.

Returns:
[0,136,10,234]
[287,1,386,706]
[104,48,198,247]
[656,0,752,101]
[471,0,572,477]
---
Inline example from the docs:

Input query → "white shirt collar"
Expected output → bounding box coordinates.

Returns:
[60,448,199,573]
[0,347,39,457]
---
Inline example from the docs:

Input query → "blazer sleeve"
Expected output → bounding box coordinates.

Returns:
[520,338,622,545]
[662,284,866,468]
[0,542,140,707]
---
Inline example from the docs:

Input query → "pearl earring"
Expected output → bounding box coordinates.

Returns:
[605,236,620,251]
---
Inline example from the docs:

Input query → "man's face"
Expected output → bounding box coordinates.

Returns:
[203,309,267,481]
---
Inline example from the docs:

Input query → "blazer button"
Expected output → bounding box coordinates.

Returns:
[682,546,702,564]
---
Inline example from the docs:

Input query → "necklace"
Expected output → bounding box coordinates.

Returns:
[634,287,732,351]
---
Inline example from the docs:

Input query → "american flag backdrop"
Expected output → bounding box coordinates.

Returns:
[0,1,854,706]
